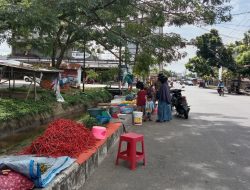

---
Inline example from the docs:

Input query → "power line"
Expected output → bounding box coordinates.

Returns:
[197,26,242,40]
[231,11,250,16]
[215,23,250,28]
[228,13,249,36]
[216,25,247,32]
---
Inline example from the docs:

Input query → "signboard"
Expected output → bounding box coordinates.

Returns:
[71,51,90,59]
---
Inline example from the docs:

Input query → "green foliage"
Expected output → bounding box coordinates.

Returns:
[1,0,232,68]
[0,88,112,123]
[186,56,215,77]
[195,29,235,69]
[62,88,112,108]
[187,29,236,77]
[0,98,53,122]
[162,69,178,78]
[133,51,157,78]
[79,114,98,129]
[228,30,250,77]
[86,69,98,80]
[97,68,119,83]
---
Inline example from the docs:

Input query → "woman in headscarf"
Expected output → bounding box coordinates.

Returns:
[156,75,172,122]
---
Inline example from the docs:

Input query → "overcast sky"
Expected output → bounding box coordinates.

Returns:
[1,0,250,73]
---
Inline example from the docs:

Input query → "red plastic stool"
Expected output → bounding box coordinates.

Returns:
[116,132,146,170]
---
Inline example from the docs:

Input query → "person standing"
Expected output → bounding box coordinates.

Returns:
[123,72,134,91]
[156,75,172,122]
[136,81,146,114]
[144,95,155,121]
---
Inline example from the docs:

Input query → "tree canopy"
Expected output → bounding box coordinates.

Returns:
[233,31,250,77]
[186,29,236,78]
[0,0,232,69]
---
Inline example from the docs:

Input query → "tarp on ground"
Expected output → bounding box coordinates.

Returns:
[0,155,75,188]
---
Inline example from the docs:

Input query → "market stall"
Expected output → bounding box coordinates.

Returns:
[0,60,62,100]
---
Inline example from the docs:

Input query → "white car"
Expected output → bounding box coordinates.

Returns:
[24,76,41,83]
[186,81,194,86]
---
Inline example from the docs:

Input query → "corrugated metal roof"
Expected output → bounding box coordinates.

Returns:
[0,60,62,73]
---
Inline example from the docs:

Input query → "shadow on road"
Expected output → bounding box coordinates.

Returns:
[169,112,250,190]
[83,111,250,190]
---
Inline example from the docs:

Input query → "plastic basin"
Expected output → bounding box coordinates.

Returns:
[88,108,104,118]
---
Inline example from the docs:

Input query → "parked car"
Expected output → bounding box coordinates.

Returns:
[244,86,250,92]
[24,76,41,83]
[185,80,194,86]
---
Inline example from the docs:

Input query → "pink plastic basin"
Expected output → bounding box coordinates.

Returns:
[92,126,107,140]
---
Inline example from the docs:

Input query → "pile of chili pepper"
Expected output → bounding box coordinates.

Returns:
[20,119,97,158]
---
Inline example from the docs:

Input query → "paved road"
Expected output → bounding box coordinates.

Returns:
[83,86,250,190]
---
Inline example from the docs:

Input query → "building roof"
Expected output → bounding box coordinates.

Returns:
[60,63,81,70]
[0,60,62,73]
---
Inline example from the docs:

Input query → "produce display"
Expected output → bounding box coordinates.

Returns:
[80,114,98,129]
[121,100,136,105]
[20,119,97,158]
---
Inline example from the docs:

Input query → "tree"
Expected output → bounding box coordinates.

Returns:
[235,30,250,76]
[97,68,119,83]
[86,69,98,81]
[186,56,215,77]
[195,29,235,69]
[186,29,236,77]
[1,0,232,69]
[133,51,157,80]
[226,30,250,77]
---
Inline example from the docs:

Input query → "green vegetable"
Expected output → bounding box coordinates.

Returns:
[79,114,98,129]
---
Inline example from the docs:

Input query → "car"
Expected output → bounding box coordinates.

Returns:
[245,86,250,92]
[24,76,41,83]
[185,80,194,86]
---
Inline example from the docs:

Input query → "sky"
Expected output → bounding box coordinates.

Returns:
[166,0,250,73]
[1,0,250,72]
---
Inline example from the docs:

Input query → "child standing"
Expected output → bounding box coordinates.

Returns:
[136,82,146,113]
[145,95,155,121]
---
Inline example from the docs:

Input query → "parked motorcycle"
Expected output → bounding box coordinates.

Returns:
[170,89,190,119]
[217,87,224,96]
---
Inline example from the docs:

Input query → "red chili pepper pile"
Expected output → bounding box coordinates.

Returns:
[20,119,97,158]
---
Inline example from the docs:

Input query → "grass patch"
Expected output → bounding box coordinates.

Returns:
[0,87,112,123]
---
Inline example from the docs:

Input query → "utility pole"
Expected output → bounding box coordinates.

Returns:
[158,27,164,72]
[118,18,122,92]
[82,40,86,92]
[219,66,223,81]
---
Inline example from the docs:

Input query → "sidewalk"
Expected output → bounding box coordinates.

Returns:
[83,117,179,190]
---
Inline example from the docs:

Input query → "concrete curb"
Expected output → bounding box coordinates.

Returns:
[40,124,123,190]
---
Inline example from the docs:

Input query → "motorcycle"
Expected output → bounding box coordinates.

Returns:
[217,87,224,96]
[170,89,190,119]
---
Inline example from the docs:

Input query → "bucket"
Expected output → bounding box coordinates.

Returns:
[92,126,107,140]
[133,111,143,126]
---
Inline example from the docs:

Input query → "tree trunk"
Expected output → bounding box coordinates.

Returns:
[134,43,139,65]
[51,26,65,68]
[51,40,58,67]
[237,74,241,94]
[55,47,67,68]
[55,33,73,68]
